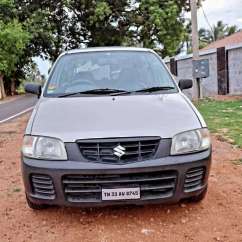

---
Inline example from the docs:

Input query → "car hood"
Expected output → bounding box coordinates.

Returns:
[31,93,202,142]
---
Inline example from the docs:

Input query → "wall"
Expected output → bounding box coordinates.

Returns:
[166,44,242,98]
[228,46,242,94]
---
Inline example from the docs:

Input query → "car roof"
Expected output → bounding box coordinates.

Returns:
[62,47,154,56]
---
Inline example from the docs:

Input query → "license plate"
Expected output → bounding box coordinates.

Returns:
[102,187,140,201]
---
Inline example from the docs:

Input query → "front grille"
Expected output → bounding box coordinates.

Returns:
[184,167,206,193]
[62,171,177,203]
[31,174,55,199]
[77,137,160,164]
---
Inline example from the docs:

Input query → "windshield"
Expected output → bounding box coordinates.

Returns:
[44,50,177,97]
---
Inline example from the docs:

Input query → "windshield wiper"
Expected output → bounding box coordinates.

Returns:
[111,86,175,96]
[58,86,175,97]
[134,86,175,93]
[58,88,129,97]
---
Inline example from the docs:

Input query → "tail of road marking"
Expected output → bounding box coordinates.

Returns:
[0,107,34,124]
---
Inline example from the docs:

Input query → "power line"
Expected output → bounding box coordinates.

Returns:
[201,5,214,39]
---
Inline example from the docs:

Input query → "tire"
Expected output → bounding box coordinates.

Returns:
[26,194,48,210]
[188,186,208,203]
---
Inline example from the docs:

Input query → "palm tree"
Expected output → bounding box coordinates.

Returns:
[199,21,238,44]
[181,21,239,54]
[199,28,213,44]
[227,25,238,36]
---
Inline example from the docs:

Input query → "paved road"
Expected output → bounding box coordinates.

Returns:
[0,95,37,123]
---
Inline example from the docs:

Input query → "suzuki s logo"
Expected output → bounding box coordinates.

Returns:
[113,145,126,158]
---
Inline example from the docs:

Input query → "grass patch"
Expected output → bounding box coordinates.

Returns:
[196,98,242,147]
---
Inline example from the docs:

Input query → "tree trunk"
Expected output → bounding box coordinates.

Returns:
[0,73,6,100]
[11,78,16,96]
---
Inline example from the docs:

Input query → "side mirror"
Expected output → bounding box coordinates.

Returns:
[178,79,193,90]
[24,83,42,98]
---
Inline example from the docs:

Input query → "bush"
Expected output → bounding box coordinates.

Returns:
[16,79,26,94]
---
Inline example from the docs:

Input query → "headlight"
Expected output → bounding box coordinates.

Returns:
[171,128,210,155]
[22,135,67,160]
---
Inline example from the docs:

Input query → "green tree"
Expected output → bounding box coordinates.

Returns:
[0,20,30,99]
[0,0,206,98]
[131,0,187,56]
[14,0,195,60]
[213,21,238,41]
[66,0,130,49]
[68,0,195,57]
[183,21,239,54]
[14,1,65,61]
[199,21,238,47]
[0,0,15,21]
[199,28,213,44]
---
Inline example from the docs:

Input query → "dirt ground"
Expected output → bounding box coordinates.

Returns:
[1,115,242,242]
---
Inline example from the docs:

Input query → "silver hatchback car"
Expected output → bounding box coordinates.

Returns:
[22,47,211,209]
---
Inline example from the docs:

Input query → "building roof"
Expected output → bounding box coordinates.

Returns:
[201,30,242,51]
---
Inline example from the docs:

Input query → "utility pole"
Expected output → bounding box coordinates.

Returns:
[190,0,202,99]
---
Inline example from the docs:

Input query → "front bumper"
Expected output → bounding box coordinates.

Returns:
[22,149,211,207]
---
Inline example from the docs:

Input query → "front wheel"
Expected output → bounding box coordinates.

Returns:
[25,194,48,210]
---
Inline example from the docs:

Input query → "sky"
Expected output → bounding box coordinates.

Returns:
[196,0,242,29]
[35,0,242,76]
